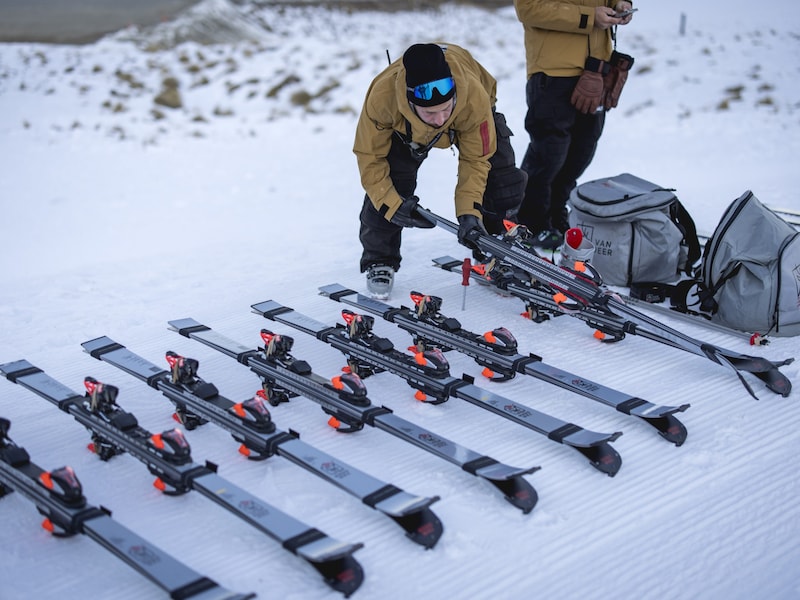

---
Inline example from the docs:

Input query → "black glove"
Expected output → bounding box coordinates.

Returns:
[602,50,634,110]
[571,57,608,114]
[457,214,487,249]
[389,196,435,228]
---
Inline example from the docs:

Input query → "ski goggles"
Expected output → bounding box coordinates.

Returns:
[407,77,455,101]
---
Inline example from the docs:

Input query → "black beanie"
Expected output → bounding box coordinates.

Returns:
[403,43,455,107]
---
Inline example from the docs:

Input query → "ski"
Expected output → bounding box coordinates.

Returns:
[433,251,793,399]
[616,293,769,346]
[418,208,794,400]
[766,206,800,227]
[0,417,254,600]
[82,336,443,549]
[318,283,689,446]
[167,318,539,514]
[0,360,364,597]
[252,300,623,476]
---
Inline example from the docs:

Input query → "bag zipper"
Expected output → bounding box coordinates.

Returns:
[702,191,754,286]
[774,230,800,333]
[574,192,677,219]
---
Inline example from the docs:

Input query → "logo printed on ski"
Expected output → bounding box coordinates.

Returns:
[128,545,161,566]
[571,379,601,392]
[504,404,533,419]
[321,462,351,479]
[417,432,448,449]
[237,500,271,518]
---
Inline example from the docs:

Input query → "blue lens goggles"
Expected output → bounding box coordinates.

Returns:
[408,77,455,101]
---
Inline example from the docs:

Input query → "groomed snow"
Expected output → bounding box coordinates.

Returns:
[1,1,799,599]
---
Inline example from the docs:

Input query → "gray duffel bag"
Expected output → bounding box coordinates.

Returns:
[567,173,700,286]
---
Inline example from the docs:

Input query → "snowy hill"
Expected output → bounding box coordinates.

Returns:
[1,1,799,599]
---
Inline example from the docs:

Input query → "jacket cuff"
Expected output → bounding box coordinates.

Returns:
[378,194,403,221]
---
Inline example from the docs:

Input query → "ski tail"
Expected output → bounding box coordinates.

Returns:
[709,348,794,398]
[287,537,365,598]
[463,457,540,515]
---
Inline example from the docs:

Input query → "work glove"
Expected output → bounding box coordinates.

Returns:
[457,214,487,250]
[602,50,635,110]
[571,57,608,115]
[389,195,435,228]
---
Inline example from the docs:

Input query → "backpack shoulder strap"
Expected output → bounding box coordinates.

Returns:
[670,199,702,274]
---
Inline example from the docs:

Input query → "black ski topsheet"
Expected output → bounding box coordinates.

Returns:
[81,335,444,549]
[167,318,540,514]
[318,283,689,446]
[0,418,254,600]
[416,207,794,400]
[0,359,364,597]
[252,299,623,476]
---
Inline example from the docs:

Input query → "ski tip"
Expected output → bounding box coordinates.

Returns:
[763,357,793,397]
[312,552,365,597]
[483,470,539,514]
[508,478,539,515]
[575,443,622,477]
[638,411,689,446]
[400,507,445,549]
[761,368,793,398]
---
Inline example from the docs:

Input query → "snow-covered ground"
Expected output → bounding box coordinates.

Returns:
[1,1,799,598]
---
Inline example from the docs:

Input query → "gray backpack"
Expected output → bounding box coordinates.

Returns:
[700,191,800,336]
[567,173,700,286]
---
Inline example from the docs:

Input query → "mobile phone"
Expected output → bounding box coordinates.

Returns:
[615,8,638,18]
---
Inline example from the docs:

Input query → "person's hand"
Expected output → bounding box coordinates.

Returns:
[603,51,635,110]
[457,214,487,249]
[594,6,620,30]
[595,3,633,29]
[614,1,634,24]
[571,57,607,114]
[389,195,435,228]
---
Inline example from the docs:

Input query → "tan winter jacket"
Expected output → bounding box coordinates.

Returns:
[514,0,616,78]
[354,43,497,221]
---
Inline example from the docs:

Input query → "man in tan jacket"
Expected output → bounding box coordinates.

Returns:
[513,0,634,249]
[354,42,526,298]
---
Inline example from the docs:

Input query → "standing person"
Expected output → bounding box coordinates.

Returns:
[514,0,635,249]
[354,42,527,298]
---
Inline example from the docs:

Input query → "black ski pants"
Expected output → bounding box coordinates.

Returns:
[517,73,605,235]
